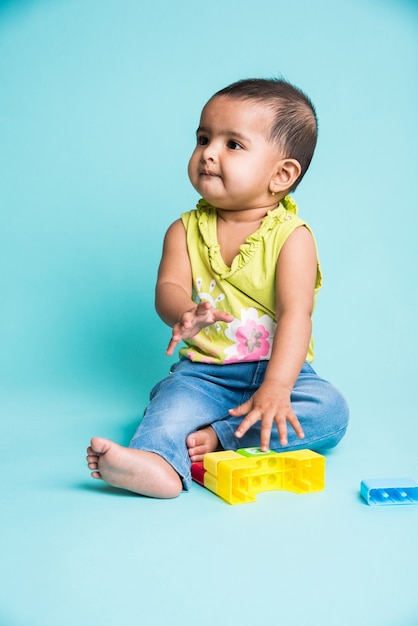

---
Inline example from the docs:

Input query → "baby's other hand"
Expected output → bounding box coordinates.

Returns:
[166,302,234,356]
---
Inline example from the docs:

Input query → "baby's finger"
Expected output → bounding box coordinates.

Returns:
[214,310,235,323]
[196,301,211,316]
[165,329,181,355]
[165,338,178,356]
[234,408,261,439]
[180,312,194,328]
[259,418,274,452]
[276,419,289,446]
[289,414,305,440]
[229,399,252,418]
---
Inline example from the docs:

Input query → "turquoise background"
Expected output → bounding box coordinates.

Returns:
[1,1,417,625]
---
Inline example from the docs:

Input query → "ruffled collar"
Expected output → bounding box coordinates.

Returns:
[195,196,298,278]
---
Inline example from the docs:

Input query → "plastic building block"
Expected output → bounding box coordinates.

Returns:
[360,478,418,506]
[191,447,325,504]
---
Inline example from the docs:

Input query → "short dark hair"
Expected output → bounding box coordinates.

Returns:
[212,78,318,191]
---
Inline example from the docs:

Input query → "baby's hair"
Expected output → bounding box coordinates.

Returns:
[212,78,318,191]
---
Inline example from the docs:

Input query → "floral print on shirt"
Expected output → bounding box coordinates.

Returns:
[224,307,276,362]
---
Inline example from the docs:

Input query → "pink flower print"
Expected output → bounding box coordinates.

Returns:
[235,320,270,359]
[224,307,276,362]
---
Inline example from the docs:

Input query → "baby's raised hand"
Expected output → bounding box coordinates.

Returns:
[231,381,305,451]
[166,302,234,356]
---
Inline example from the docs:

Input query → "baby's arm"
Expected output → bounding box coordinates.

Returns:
[231,226,318,451]
[156,220,233,356]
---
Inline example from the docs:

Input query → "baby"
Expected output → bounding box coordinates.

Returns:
[87,78,349,498]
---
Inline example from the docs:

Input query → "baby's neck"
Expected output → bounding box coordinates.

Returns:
[216,201,279,225]
[216,208,276,267]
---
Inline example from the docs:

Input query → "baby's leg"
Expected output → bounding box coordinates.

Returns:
[86,437,182,498]
[128,359,238,490]
[211,363,349,452]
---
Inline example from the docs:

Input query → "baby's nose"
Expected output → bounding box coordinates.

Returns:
[201,142,217,162]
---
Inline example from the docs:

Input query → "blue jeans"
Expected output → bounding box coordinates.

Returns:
[129,359,349,490]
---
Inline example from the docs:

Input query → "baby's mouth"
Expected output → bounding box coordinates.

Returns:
[200,169,219,177]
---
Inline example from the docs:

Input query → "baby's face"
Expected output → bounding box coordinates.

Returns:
[188,96,282,212]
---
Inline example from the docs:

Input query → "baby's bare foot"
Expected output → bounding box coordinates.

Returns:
[86,437,182,498]
[186,426,222,462]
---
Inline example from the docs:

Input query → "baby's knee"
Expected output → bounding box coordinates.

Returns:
[328,385,349,430]
[314,384,349,449]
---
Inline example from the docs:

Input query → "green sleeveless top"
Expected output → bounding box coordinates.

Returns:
[179,195,322,364]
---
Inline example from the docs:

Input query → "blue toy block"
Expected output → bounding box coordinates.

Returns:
[360,478,418,506]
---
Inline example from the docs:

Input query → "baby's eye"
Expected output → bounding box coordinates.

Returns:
[197,135,209,146]
[227,140,242,150]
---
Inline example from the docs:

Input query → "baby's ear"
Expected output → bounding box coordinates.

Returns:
[270,159,301,193]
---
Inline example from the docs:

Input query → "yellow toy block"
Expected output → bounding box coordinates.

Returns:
[192,448,325,504]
